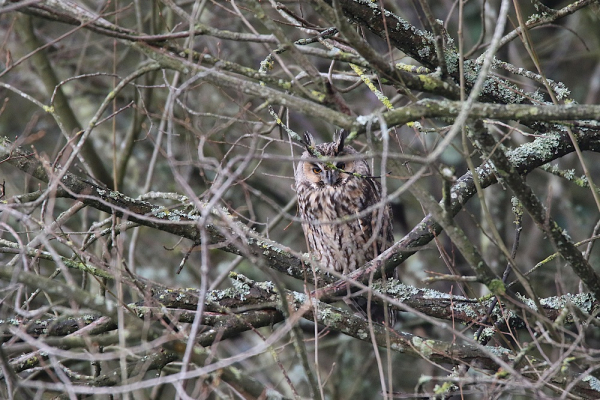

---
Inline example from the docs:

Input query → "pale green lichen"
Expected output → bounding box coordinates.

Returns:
[434,381,458,395]
[418,74,439,91]
[488,279,506,296]
[412,336,434,358]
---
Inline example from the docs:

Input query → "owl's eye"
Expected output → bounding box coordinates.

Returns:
[336,162,345,170]
[312,166,322,174]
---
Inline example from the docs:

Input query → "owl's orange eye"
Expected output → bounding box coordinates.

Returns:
[312,167,321,174]
[336,162,345,170]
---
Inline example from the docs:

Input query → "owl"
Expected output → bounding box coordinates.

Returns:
[294,130,395,324]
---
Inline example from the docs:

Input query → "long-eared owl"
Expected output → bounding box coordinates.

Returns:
[294,130,395,322]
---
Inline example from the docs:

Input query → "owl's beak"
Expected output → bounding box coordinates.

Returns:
[322,169,338,186]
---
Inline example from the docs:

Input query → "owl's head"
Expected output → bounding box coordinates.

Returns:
[295,130,371,188]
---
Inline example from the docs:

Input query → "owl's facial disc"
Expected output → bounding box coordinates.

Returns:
[304,162,338,186]
[303,157,356,187]
[320,168,339,186]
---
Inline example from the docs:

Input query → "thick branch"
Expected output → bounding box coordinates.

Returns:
[3,120,600,293]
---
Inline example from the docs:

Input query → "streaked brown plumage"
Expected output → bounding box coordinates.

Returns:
[294,130,395,323]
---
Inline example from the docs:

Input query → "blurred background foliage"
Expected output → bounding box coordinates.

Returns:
[1,0,600,398]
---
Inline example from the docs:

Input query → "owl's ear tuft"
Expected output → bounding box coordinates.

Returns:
[303,131,317,156]
[335,129,348,154]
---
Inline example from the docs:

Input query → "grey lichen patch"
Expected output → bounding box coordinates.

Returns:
[153,206,173,219]
[206,274,256,303]
[449,300,480,320]
[257,239,286,259]
[539,292,594,312]
[560,227,572,241]
[174,290,193,305]
[464,60,528,103]
[256,280,275,292]
[82,314,98,324]
[450,180,469,203]
[186,210,200,220]
[360,0,420,36]
[215,286,246,301]
[530,89,546,104]
[553,82,571,101]
[547,165,577,181]
[229,275,252,301]
[583,375,600,392]
[292,291,307,304]
[526,13,545,24]
[489,306,523,329]
[356,114,375,126]
[417,47,431,59]
[264,388,285,400]
[319,306,342,325]
[206,289,226,302]
[0,318,21,326]
[357,329,369,340]
[462,62,481,86]
[507,133,561,167]
[362,0,379,11]
[420,29,435,44]
[390,342,406,352]
[382,280,420,302]
[443,39,459,74]
[418,286,470,302]
[515,293,538,311]
[485,345,512,357]
[476,326,496,342]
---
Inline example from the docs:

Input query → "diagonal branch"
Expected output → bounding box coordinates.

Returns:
[469,120,600,300]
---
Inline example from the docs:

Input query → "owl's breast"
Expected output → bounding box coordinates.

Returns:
[298,184,370,273]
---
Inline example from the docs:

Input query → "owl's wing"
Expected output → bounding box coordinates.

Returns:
[352,176,398,326]
[358,177,394,255]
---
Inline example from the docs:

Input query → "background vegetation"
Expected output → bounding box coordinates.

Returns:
[1,0,600,398]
